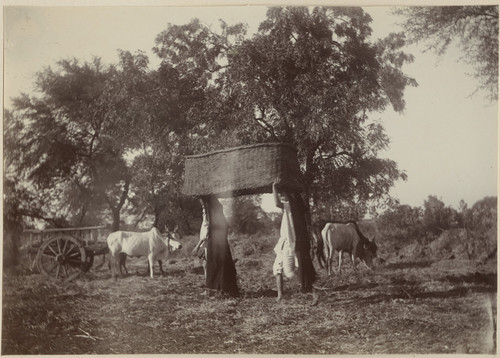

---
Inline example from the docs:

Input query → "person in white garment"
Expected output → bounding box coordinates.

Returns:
[272,181,300,302]
[272,181,319,305]
[192,198,209,279]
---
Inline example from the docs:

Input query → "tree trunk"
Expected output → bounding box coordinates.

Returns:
[106,178,130,232]
[111,209,120,232]
[3,219,21,270]
[303,147,316,214]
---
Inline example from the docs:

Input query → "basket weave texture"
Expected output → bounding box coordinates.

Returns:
[182,143,304,197]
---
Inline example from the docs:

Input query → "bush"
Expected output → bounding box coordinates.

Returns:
[422,196,457,235]
[377,204,424,243]
[232,231,277,258]
[227,197,277,235]
[466,197,497,233]
[379,196,497,262]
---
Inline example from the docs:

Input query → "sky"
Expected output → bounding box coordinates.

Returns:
[3,1,498,213]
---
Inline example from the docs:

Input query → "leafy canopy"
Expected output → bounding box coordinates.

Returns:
[7,6,419,230]
[6,58,131,229]
[222,7,416,217]
[395,5,499,101]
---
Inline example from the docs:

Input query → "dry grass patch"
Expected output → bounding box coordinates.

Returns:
[2,233,497,355]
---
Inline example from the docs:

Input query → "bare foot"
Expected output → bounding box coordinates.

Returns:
[311,289,319,306]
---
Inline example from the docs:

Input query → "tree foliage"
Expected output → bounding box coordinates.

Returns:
[395,5,499,101]
[377,203,424,243]
[226,197,273,235]
[422,195,456,235]
[466,196,497,234]
[378,195,497,247]
[113,50,192,230]
[6,6,418,234]
[6,58,131,230]
[155,7,416,218]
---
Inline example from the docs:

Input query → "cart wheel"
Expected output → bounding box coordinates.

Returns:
[37,235,87,282]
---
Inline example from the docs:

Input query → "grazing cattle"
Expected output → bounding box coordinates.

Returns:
[321,221,377,275]
[107,227,182,279]
[117,226,181,276]
[145,226,181,276]
[107,253,128,275]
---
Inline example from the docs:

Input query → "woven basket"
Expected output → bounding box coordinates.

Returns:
[182,143,305,197]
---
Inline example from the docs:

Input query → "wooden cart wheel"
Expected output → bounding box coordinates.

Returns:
[37,235,87,282]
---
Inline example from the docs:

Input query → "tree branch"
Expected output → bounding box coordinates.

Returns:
[19,209,66,228]
[117,177,130,209]
[254,113,279,140]
[132,207,148,228]
[320,150,351,159]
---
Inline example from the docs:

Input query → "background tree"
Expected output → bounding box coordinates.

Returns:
[153,18,250,152]
[147,7,418,221]
[395,5,499,101]
[466,196,497,234]
[6,58,131,230]
[113,50,188,230]
[226,196,273,235]
[377,203,423,243]
[6,6,419,236]
[422,195,457,236]
[3,178,25,269]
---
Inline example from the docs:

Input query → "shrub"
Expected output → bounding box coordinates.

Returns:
[227,197,276,235]
[377,204,424,243]
[422,196,457,235]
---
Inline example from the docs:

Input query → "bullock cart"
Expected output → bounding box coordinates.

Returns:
[182,142,305,197]
[23,226,108,282]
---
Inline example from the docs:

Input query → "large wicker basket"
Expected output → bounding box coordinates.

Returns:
[182,143,305,197]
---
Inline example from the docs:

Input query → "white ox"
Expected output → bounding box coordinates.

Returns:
[107,227,182,278]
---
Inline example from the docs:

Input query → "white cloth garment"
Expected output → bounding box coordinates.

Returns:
[273,197,298,278]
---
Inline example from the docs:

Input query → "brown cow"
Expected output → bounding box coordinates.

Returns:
[321,222,377,275]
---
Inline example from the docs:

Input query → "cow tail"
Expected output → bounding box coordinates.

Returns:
[316,234,326,268]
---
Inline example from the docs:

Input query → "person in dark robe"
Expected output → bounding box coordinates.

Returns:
[273,181,318,305]
[202,195,239,297]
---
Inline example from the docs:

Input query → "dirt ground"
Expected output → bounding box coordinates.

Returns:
[2,234,497,355]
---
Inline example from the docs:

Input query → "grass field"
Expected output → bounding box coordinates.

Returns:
[2,232,497,354]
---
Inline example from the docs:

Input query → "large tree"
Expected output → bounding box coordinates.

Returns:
[112,50,176,229]
[395,5,499,101]
[6,6,418,234]
[153,7,416,219]
[153,18,250,152]
[6,58,131,230]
